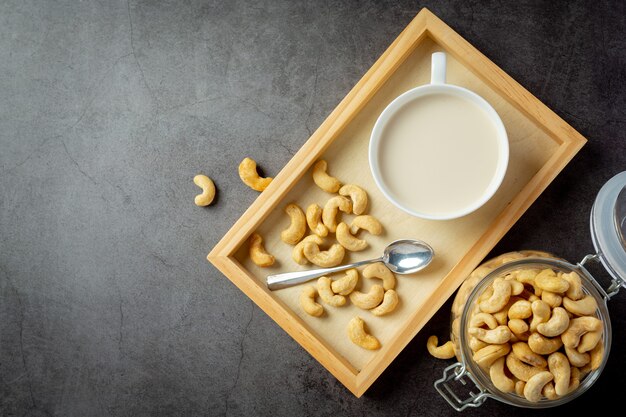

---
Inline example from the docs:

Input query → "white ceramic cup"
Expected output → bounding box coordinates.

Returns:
[369,52,509,220]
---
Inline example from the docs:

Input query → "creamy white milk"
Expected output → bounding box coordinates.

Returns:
[377,93,501,217]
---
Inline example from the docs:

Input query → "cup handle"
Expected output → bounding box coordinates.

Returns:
[431,52,446,85]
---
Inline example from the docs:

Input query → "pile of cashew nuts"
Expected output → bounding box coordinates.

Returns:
[300,263,398,312]
[428,251,606,403]
[301,160,397,350]
[247,159,384,269]
[246,159,399,350]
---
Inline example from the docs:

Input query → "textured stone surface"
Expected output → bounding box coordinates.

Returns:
[1,1,625,416]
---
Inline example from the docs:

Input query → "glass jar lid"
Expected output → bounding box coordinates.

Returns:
[590,171,626,288]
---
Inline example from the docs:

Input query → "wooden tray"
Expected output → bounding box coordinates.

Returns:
[208,8,586,397]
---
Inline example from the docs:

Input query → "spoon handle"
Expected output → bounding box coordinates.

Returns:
[266,257,382,290]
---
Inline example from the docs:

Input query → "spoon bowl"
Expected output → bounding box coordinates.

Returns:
[266,239,434,290]
[383,239,435,274]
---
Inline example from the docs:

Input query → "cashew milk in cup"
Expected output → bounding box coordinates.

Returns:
[378,94,500,217]
[369,53,509,220]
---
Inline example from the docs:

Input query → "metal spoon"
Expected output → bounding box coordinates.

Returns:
[266,239,434,290]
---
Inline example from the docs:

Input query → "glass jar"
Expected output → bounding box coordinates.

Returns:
[434,171,626,410]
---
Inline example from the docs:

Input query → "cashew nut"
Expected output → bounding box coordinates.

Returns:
[508,279,525,296]
[528,332,563,355]
[469,325,511,344]
[562,271,584,300]
[506,353,546,382]
[508,300,532,319]
[362,263,396,290]
[238,157,272,191]
[490,356,514,393]
[349,215,383,236]
[508,318,529,335]
[347,316,380,350]
[493,310,509,326]
[292,235,323,265]
[299,286,323,317]
[589,340,604,370]
[280,203,306,245]
[473,343,511,369]
[469,336,487,352]
[339,184,368,215]
[562,295,598,316]
[515,380,525,396]
[248,233,275,267]
[542,382,558,400]
[564,346,590,367]
[330,269,358,296]
[561,316,602,349]
[322,196,352,233]
[305,204,328,237]
[537,307,570,337]
[541,291,562,308]
[470,312,498,330]
[312,160,341,193]
[370,290,399,316]
[426,335,455,359]
[336,222,368,251]
[317,276,346,307]
[303,241,345,267]
[529,300,551,332]
[513,268,538,285]
[512,342,547,368]
[548,351,570,396]
[193,174,216,206]
[534,269,569,294]
[577,330,602,353]
[479,280,512,313]
[349,285,384,310]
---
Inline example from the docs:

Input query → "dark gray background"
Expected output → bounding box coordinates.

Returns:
[1,0,624,416]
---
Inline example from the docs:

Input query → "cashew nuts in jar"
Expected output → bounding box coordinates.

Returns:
[445,252,609,405]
